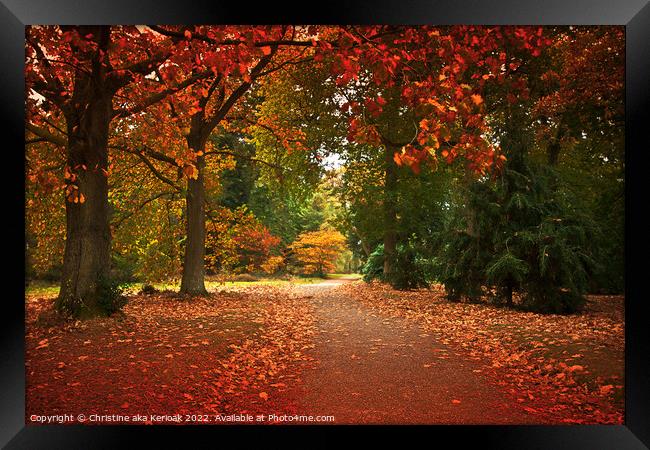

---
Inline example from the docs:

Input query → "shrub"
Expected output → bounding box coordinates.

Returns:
[95,275,128,316]
[361,244,385,283]
[139,283,159,295]
[433,125,596,313]
[362,240,432,290]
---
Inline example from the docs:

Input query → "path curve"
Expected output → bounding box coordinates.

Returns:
[284,279,538,424]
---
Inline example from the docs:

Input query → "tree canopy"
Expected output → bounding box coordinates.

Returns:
[26,25,623,317]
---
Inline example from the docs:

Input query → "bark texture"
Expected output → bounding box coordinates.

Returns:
[57,26,113,317]
[180,144,208,295]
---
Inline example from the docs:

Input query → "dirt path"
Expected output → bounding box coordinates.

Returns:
[283,279,538,424]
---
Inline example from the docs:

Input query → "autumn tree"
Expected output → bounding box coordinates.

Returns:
[25,25,207,316]
[117,25,331,295]
[205,206,281,274]
[289,228,347,276]
[303,26,550,286]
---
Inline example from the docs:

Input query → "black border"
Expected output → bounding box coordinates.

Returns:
[3,1,649,448]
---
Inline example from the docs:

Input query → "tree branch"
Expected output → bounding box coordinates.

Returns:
[112,190,176,229]
[25,122,67,147]
[112,69,212,118]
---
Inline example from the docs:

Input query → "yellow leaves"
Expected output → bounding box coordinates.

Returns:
[470,94,484,106]
[289,229,347,275]
[261,256,284,274]
[428,134,440,154]
[427,98,446,112]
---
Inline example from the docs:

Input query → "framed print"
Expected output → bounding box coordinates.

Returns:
[2,0,649,448]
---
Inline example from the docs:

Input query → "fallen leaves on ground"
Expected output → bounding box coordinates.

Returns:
[26,285,316,424]
[336,281,624,424]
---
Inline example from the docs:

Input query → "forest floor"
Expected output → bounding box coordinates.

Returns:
[25,278,624,425]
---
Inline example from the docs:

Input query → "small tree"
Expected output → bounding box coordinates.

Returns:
[205,206,280,274]
[289,229,347,276]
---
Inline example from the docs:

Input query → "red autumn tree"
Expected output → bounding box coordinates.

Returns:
[25,25,206,316]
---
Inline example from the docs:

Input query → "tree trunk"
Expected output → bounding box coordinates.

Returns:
[505,283,514,307]
[180,146,208,295]
[360,239,371,258]
[383,143,399,278]
[464,167,479,239]
[57,92,112,317]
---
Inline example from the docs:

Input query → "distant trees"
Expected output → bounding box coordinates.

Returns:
[289,229,347,276]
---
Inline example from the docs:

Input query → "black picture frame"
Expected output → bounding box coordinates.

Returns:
[3,0,649,448]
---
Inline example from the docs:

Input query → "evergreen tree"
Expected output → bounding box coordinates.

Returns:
[436,104,598,313]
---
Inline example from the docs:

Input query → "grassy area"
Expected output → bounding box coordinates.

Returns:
[24,281,60,298]
[25,273,362,298]
[325,273,362,280]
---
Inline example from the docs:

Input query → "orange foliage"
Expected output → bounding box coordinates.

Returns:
[289,229,347,275]
[206,207,281,274]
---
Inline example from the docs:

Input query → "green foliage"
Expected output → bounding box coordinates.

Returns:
[389,238,434,290]
[362,239,433,290]
[434,228,488,303]
[95,275,128,316]
[111,253,138,284]
[361,244,385,283]
[485,252,529,286]
[434,109,598,313]
[211,133,257,209]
